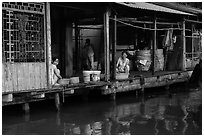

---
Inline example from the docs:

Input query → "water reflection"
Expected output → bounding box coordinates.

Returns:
[2,88,202,135]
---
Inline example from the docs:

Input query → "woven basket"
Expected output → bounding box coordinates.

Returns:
[116,73,129,80]
[70,77,80,84]
[58,78,70,85]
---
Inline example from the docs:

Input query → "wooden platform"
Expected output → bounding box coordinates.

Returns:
[101,70,193,95]
[2,70,193,109]
[2,81,109,106]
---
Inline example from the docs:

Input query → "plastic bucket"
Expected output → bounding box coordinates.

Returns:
[83,71,93,83]
[92,71,101,81]
[83,76,90,83]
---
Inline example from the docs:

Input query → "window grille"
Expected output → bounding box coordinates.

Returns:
[2,2,45,63]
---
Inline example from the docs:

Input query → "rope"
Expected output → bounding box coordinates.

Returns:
[110,18,190,31]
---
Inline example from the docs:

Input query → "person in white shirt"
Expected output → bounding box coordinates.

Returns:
[116,51,130,73]
[50,57,62,86]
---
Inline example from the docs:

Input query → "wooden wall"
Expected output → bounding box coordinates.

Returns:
[2,63,47,93]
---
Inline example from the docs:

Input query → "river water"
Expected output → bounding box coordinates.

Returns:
[2,85,202,135]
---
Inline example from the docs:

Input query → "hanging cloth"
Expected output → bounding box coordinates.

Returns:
[162,28,173,50]
[162,29,173,70]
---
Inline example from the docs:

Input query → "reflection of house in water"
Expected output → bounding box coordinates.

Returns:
[2,88,202,134]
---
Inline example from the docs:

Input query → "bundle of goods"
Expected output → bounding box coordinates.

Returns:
[135,50,152,71]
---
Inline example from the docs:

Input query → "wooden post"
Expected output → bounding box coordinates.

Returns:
[135,90,138,97]
[110,93,116,101]
[140,75,145,95]
[65,18,73,77]
[191,24,194,68]
[165,85,170,90]
[24,113,30,122]
[152,16,157,75]
[182,19,186,71]
[75,22,80,72]
[104,8,110,81]
[45,2,52,88]
[55,93,60,111]
[112,15,117,80]
[22,103,30,114]
[56,112,61,126]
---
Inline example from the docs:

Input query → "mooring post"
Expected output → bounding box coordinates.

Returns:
[56,112,61,126]
[22,103,30,114]
[140,75,145,95]
[165,84,170,91]
[135,90,139,97]
[24,113,30,122]
[55,93,60,111]
[141,86,145,95]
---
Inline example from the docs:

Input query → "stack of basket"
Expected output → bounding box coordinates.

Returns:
[135,50,152,71]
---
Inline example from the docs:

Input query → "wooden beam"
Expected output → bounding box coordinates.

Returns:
[74,22,80,72]
[118,18,179,25]
[184,19,202,24]
[112,15,117,80]
[152,16,157,75]
[104,8,110,81]
[191,24,194,68]
[45,2,52,88]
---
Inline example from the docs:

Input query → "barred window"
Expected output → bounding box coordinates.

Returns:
[2,2,45,62]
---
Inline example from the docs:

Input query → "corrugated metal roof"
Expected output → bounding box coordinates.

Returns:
[116,2,194,16]
[150,2,202,15]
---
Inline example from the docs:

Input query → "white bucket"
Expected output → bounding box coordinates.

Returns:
[92,71,101,81]
[83,71,93,83]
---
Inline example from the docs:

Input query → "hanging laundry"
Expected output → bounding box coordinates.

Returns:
[162,29,173,50]
[162,28,173,70]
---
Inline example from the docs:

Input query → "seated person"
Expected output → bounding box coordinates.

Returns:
[116,51,130,73]
[50,57,62,86]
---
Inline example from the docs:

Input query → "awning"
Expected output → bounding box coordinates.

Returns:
[150,2,202,15]
[116,2,194,16]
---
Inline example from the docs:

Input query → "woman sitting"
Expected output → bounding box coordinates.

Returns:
[50,57,62,86]
[116,51,130,73]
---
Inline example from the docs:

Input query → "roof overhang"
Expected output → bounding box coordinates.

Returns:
[150,2,202,15]
[116,2,195,16]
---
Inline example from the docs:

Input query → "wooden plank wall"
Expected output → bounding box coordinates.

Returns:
[2,63,47,93]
